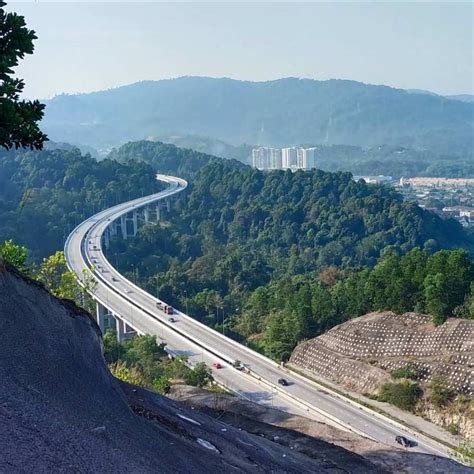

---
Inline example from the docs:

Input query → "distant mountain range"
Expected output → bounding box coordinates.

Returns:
[447,94,474,103]
[406,89,474,103]
[41,77,474,156]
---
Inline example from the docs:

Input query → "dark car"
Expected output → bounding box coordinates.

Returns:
[168,317,175,323]
[278,378,289,386]
[395,435,416,448]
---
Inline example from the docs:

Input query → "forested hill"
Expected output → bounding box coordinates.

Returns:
[111,162,473,357]
[108,140,244,178]
[179,163,471,270]
[42,77,473,155]
[0,147,161,261]
[112,161,472,290]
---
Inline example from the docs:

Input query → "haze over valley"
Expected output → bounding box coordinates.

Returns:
[42,76,474,158]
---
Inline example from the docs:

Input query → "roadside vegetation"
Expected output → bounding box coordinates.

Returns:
[375,368,472,442]
[0,239,96,312]
[103,332,213,394]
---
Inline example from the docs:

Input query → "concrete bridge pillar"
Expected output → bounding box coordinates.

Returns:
[144,206,150,223]
[124,323,137,340]
[109,221,117,236]
[103,228,110,249]
[120,215,128,240]
[116,317,125,343]
[166,198,171,212]
[132,210,138,236]
[96,302,107,334]
[156,205,161,222]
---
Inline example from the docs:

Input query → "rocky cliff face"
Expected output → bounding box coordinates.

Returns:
[0,261,365,473]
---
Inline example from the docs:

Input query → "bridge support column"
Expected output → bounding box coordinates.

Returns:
[156,205,161,221]
[109,221,117,236]
[123,323,137,340]
[96,302,107,334]
[116,317,125,343]
[120,215,128,239]
[103,228,110,249]
[132,210,138,236]
[166,198,171,212]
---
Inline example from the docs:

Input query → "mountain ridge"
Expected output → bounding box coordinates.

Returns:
[41,76,474,156]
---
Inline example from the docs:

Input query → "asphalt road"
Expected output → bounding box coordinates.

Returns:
[65,174,453,460]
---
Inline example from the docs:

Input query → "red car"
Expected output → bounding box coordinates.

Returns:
[212,362,222,369]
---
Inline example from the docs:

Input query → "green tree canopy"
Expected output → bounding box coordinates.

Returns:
[0,1,47,150]
[0,239,28,271]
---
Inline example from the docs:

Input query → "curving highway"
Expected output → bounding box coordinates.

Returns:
[65,174,454,460]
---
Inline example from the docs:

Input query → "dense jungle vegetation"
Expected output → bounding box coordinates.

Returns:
[0,147,161,261]
[108,158,473,360]
[1,143,472,361]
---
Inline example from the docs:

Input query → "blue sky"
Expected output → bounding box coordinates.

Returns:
[8,1,474,99]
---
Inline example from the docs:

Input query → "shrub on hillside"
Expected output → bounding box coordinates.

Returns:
[379,381,423,411]
[430,375,453,408]
[391,363,421,380]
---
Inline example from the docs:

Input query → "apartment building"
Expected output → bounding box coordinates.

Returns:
[297,147,317,169]
[282,147,298,169]
[253,147,317,171]
[252,147,282,170]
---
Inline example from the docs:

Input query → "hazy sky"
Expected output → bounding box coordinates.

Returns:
[7,1,474,99]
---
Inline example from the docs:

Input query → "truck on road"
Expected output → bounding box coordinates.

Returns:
[156,302,174,315]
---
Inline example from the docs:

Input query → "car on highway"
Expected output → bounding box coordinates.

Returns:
[168,317,176,323]
[112,277,118,282]
[212,363,222,369]
[278,378,289,386]
[395,435,416,448]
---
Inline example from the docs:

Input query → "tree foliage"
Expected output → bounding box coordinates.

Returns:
[0,146,162,261]
[37,251,79,299]
[0,1,47,150]
[109,140,244,180]
[103,333,213,393]
[109,159,473,358]
[0,238,28,271]
[1,239,96,312]
[240,249,473,358]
